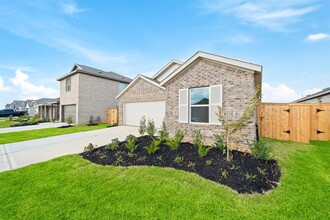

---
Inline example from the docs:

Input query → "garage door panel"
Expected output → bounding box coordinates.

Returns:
[63,105,76,124]
[124,101,165,128]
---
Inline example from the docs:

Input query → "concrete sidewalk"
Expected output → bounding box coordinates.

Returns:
[0,126,139,172]
[0,122,67,134]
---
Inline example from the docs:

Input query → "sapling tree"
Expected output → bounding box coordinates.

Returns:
[216,85,261,161]
[138,116,146,135]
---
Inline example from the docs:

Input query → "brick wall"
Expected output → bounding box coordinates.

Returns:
[117,77,166,125]
[165,58,257,146]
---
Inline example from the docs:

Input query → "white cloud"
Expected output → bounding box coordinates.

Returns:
[0,76,12,92]
[202,0,319,31]
[10,69,59,99]
[262,82,321,102]
[305,33,330,42]
[61,3,86,16]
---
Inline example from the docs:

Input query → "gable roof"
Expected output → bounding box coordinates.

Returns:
[152,60,182,81]
[57,63,132,83]
[116,75,165,99]
[293,87,330,103]
[11,100,26,108]
[160,51,262,86]
[25,99,34,107]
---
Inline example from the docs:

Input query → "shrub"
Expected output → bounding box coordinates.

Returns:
[146,119,156,137]
[84,143,95,153]
[174,156,184,164]
[144,139,162,155]
[166,129,185,150]
[125,135,138,152]
[89,115,94,124]
[249,139,273,160]
[138,116,146,135]
[66,115,73,125]
[213,134,226,152]
[198,145,212,157]
[245,172,256,180]
[192,129,203,148]
[158,121,169,140]
[106,138,120,150]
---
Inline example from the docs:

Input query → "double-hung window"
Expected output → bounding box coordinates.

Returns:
[179,85,222,124]
[65,78,71,92]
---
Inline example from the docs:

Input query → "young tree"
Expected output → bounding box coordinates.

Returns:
[217,85,261,161]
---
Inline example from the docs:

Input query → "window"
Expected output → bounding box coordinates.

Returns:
[178,85,222,124]
[65,78,71,92]
[119,82,126,92]
[190,87,209,123]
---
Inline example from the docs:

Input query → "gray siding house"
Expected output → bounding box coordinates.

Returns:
[117,51,262,144]
[57,64,132,124]
[293,87,330,103]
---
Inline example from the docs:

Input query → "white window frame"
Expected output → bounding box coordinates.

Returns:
[65,78,71,92]
[189,87,210,124]
[178,85,222,125]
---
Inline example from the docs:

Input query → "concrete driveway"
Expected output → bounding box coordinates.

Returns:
[0,126,139,172]
[0,122,67,134]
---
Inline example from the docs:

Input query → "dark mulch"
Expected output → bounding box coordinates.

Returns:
[87,123,98,126]
[58,125,75,128]
[81,135,281,194]
[10,122,38,127]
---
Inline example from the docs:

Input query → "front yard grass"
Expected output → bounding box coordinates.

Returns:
[0,124,110,144]
[0,119,16,128]
[0,139,328,219]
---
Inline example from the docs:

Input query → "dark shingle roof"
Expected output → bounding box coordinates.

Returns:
[293,87,330,103]
[35,98,55,105]
[12,100,26,108]
[57,64,132,83]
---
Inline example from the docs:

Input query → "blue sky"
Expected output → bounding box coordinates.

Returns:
[0,0,329,107]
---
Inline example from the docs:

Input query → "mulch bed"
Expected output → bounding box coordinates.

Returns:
[10,122,38,127]
[81,135,281,194]
[58,125,75,128]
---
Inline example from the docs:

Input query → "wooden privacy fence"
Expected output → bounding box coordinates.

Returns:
[258,103,330,143]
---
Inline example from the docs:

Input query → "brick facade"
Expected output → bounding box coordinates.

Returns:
[165,58,257,145]
[117,77,166,125]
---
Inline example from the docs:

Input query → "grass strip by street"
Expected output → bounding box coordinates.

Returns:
[0,124,110,144]
[0,139,328,219]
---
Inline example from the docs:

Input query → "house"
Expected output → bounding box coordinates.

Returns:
[6,100,27,111]
[57,64,132,124]
[117,51,262,143]
[293,87,330,103]
[24,99,35,116]
[31,98,57,118]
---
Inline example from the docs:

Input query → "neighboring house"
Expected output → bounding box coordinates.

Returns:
[57,64,132,124]
[31,98,57,119]
[117,51,262,143]
[293,87,330,103]
[25,99,35,116]
[6,100,27,111]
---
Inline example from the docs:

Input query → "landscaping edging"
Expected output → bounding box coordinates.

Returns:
[81,135,281,194]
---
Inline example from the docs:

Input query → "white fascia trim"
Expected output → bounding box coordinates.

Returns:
[152,59,183,79]
[116,75,165,99]
[161,51,262,86]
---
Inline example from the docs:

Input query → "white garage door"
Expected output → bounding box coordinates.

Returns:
[124,101,165,128]
[62,105,76,124]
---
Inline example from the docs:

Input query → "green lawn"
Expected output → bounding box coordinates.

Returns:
[0,124,110,144]
[0,120,16,128]
[0,140,329,219]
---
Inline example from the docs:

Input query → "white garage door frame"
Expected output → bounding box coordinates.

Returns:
[124,101,165,128]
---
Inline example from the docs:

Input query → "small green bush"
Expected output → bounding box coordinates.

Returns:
[89,115,94,124]
[106,138,120,150]
[138,116,146,135]
[144,139,162,155]
[174,156,184,164]
[84,143,95,153]
[146,119,156,137]
[125,135,138,152]
[213,134,226,152]
[198,145,212,157]
[249,139,273,160]
[158,121,169,140]
[66,115,73,125]
[165,129,186,150]
[192,129,203,148]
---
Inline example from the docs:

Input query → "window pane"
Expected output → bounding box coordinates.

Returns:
[119,83,126,92]
[191,87,209,105]
[191,107,209,123]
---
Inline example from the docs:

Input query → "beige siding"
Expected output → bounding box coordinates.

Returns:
[77,74,121,124]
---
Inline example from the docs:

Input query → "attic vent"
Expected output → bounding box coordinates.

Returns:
[98,71,102,74]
